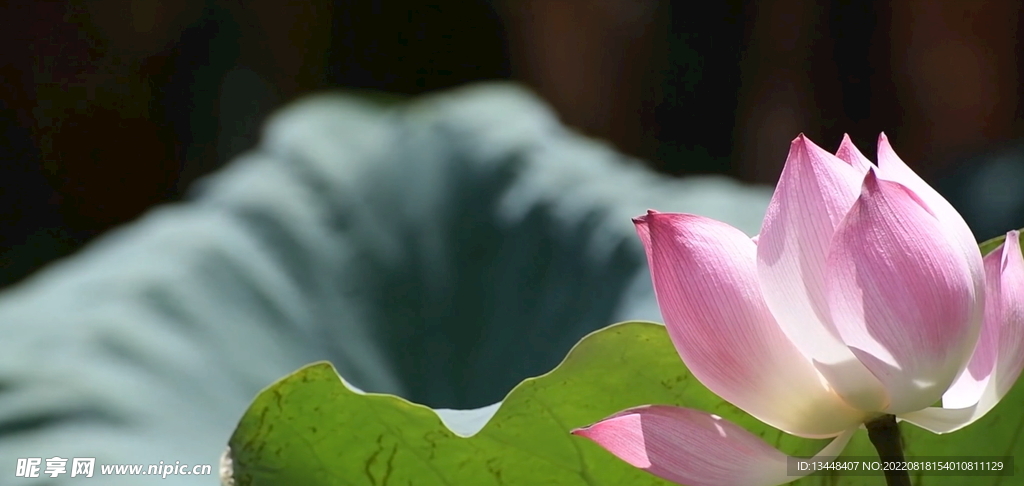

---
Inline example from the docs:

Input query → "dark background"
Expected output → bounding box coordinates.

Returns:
[1,0,1022,288]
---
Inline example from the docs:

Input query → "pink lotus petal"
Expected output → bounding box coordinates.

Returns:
[572,405,855,486]
[826,170,981,415]
[636,212,864,437]
[756,135,888,412]
[901,231,1024,433]
[875,133,986,341]
[834,134,875,173]
[989,232,1024,399]
[942,232,1021,407]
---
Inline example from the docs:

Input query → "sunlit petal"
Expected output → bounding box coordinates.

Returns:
[757,135,888,411]
[834,134,875,173]
[902,231,1024,433]
[826,171,980,415]
[636,212,864,437]
[573,405,855,486]
[875,133,986,354]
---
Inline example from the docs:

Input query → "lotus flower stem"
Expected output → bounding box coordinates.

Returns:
[865,415,910,486]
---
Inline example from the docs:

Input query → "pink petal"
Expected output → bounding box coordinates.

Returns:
[989,232,1024,399]
[826,170,981,415]
[875,133,986,337]
[636,212,864,437]
[901,231,1024,433]
[756,135,888,412]
[572,406,855,486]
[942,232,1021,408]
[834,134,875,173]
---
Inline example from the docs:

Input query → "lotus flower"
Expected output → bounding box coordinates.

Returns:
[571,134,1024,486]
